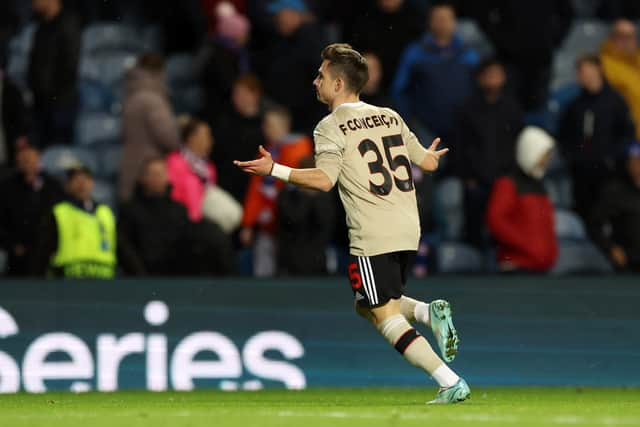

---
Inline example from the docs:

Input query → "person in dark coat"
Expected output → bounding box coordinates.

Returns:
[276,156,335,275]
[1,72,30,170]
[348,0,423,90]
[588,142,640,273]
[360,52,395,108]
[468,0,573,110]
[452,58,524,246]
[391,2,478,138]
[557,54,636,219]
[211,74,265,203]
[0,143,63,276]
[197,2,251,119]
[255,0,326,133]
[117,158,192,276]
[28,0,81,147]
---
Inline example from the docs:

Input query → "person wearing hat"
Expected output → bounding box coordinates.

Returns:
[588,142,640,272]
[32,166,117,278]
[0,142,62,276]
[486,127,559,273]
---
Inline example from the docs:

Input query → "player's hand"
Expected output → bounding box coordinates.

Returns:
[422,137,449,172]
[233,146,274,176]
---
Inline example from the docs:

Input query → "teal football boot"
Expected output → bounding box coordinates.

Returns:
[428,378,471,404]
[429,299,459,362]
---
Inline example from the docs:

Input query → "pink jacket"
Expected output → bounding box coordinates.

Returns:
[166,151,218,222]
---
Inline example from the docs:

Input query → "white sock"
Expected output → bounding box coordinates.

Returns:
[431,364,460,388]
[414,302,430,326]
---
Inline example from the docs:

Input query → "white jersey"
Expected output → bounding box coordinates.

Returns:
[314,101,430,256]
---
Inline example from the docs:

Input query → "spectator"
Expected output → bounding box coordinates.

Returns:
[197,1,251,118]
[167,116,236,275]
[360,52,394,108]
[348,0,423,90]
[256,0,326,133]
[452,58,524,247]
[471,0,573,110]
[117,158,192,276]
[601,19,640,139]
[588,142,640,273]
[119,53,180,201]
[277,155,335,275]
[212,74,265,203]
[0,71,30,170]
[32,167,117,278]
[486,127,558,273]
[391,2,478,138]
[0,143,63,276]
[155,0,207,54]
[28,0,81,147]
[558,54,636,218]
[239,105,312,276]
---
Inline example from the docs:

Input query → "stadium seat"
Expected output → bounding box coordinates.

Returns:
[78,80,115,113]
[6,53,28,89]
[41,145,99,178]
[99,144,122,180]
[171,86,204,114]
[8,24,35,56]
[437,242,484,274]
[75,113,121,147]
[456,19,494,57]
[551,239,612,275]
[432,177,464,241]
[93,180,117,211]
[166,54,197,88]
[555,209,587,240]
[79,52,137,89]
[545,175,574,209]
[82,23,143,55]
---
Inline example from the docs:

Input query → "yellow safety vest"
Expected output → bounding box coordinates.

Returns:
[51,201,117,279]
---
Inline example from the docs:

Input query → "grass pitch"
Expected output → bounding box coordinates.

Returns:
[1,387,639,427]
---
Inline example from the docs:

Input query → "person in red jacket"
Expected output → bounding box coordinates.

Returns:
[239,105,312,276]
[486,126,558,273]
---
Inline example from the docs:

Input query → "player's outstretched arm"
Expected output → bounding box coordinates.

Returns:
[419,137,449,173]
[234,146,334,192]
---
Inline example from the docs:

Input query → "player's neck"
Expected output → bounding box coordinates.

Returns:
[330,93,361,111]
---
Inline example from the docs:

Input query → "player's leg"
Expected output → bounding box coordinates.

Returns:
[401,295,460,363]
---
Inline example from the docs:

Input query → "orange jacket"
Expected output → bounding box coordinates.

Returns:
[241,134,312,233]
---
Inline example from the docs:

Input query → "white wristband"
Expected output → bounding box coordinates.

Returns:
[270,163,292,182]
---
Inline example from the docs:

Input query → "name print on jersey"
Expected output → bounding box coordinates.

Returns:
[338,114,400,135]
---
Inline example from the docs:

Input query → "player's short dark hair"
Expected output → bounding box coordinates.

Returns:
[475,57,504,78]
[321,43,369,95]
[575,53,602,70]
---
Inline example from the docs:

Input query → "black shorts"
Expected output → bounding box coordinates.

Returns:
[347,251,416,308]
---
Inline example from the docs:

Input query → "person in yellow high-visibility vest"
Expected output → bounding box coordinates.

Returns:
[32,166,117,278]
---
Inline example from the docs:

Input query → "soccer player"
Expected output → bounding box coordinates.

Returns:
[234,43,470,404]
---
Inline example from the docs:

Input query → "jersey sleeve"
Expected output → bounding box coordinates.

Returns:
[313,117,344,185]
[398,115,429,165]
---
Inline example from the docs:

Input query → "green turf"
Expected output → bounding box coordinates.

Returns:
[1,387,639,427]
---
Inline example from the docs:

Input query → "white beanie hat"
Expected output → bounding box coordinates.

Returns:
[516,126,555,179]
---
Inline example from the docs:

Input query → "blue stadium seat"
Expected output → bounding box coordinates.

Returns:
[166,54,196,88]
[41,146,99,178]
[8,24,35,55]
[78,80,115,113]
[437,242,484,274]
[99,144,122,180]
[545,176,574,209]
[82,23,143,55]
[555,209,587,240]
[93,180,117,211]
[171,86,204,114]
[75,113,121,147]
[6,53,28,89]
[432,177,464,241]
[456,19,494,58]
[79,52,137,89]
[551,239,612,275]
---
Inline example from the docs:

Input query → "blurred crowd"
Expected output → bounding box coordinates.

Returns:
[1,0,640,278]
